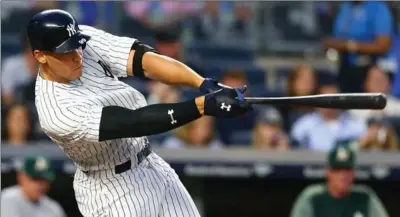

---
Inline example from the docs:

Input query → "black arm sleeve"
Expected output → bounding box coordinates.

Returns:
[99,99,201,141]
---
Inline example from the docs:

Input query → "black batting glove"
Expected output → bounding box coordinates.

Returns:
[204,86,251,118]
[199,78,232,94]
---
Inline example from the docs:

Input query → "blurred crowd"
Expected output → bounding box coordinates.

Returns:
[2,1,400,152]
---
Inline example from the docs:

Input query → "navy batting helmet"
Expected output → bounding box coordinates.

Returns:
[26,9,90,54]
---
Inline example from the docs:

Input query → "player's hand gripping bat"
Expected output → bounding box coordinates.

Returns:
[244,93,387,110]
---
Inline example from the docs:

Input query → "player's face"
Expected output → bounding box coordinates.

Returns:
[18,173,50,200]
[46,48,83,80]
[327,168,354,196]
[36,48,83,82]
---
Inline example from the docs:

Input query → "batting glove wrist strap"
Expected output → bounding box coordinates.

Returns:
[200,78,224,94]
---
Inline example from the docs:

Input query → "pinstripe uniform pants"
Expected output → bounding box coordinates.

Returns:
[73,153,201,217]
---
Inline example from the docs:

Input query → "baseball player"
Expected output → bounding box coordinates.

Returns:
[1,155,66,217]
[27,9,251,217]
[290,145,389,217]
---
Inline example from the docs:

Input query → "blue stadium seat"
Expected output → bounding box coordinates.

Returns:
[229,130,252,146]
[148,132,172,146]
[275,66,333,77]
[1,34,22,60]
[187,40,255,61]
[182,89,201,100]
[246,67,267,86]
[200,61,266,86]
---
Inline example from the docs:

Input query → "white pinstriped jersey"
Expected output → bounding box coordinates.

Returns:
[35,25,148,171]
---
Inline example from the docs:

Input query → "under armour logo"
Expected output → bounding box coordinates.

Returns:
[66,23,77,37]
[78,38,87,45]
[220,103,231,111]
[168,109,177,124]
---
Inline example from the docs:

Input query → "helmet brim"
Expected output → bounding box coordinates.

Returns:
[53,32,91,53]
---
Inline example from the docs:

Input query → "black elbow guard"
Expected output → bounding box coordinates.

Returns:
[99,99,201,141]
[131,40,159,78]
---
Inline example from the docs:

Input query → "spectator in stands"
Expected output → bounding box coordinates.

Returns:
[323,1,394,93]
[162,116,223,149]
[358,116,399,152]
[2,1,59,33]
[147,82,181,105]
[215,70,256,145]
[351,66,400,123]
[287,65,318,97]
[1,1,32,20]
[252,107,289,151]
[124,1,201,30]
[291,145,389,217]
[291,83,366,151]
[280,64,318,132]
[192,2,234,42]
[154,28,204,76]
[5,104,35,146]
[154,28,183,60]
[1,155,66,217]
[229,2,254,45]
[1,32,38,106]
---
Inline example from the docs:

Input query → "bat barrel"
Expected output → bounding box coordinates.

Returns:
[244,93,387,110]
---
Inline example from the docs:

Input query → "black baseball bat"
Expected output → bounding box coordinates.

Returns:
[244,93,387,109]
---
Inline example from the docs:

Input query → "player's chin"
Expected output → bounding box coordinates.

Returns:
[71,66,83,79]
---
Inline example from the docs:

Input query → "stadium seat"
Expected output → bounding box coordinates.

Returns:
[148,132,172,146]
[230,130,252,146]
[186,40,255,61]
[1,34,22,60]
[200,61,267,86]
[182,89,201,100]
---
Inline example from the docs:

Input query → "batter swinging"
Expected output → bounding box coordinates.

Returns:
[28,9,251,217]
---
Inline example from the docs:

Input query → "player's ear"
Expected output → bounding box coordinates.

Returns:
[33,50,47,64]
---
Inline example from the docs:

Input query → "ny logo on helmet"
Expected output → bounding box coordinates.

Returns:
[66,23,77,37]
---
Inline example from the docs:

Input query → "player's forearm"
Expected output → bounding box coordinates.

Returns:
[142,52,205,89]
[98,98,204,141]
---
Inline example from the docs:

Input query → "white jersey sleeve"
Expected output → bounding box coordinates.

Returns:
[79,25,137,78]
[44,102,103,144]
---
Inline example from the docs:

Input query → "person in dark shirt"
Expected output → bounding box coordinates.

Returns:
[290,145,389,217]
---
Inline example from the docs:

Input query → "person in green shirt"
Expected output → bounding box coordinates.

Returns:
[1,155,66,217]
[290,145,389,217]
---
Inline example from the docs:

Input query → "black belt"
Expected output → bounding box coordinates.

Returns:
[83,145,152,175]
